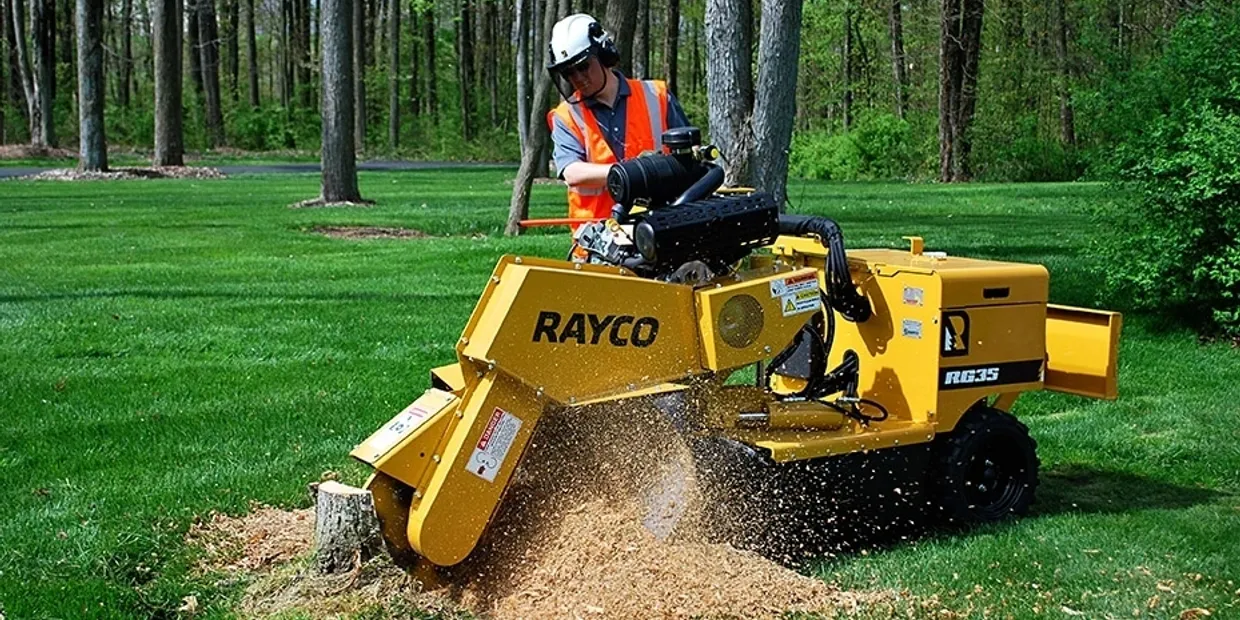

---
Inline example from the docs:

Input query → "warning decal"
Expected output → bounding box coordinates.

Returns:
[781,289,822,316]
[465,406,523,483]
[363,403,438,460]
[770,272,818,298]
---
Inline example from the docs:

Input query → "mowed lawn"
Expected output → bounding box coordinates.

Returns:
[1,170,1237,619]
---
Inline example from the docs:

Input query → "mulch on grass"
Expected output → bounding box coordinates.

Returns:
[312,226,430,239]
[17,166,226,181]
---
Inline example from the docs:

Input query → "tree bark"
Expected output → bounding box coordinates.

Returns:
[409,1,419,117]
[120,0,131,107]
[422,6,435,119]
[199,0,225,147]
[603,0,636,75]
[14,0,53,146]
[321,0,361,201]
[388,0,399,148]
[0,0,5,142]
[888,0,906,119]
[506,0,559,236]
[187,0,204,99]
[6,0,25,129]
[938,0,982,182]
[486,0,497,126]
[632,0,648,78]
[225,0,238,101]
[298,0,310,107]
[353,0,365,149]
[705,0,753,186]
[77,0,106,169]
[311,481,383,575]
[514,0,529,148]
[1053,0,1075,146]
[245,0,257,106]
[152,0,183,164]
[663,0,678,94]
[752,0,803,209]
[34,0,52,145]
[457,0,474,140]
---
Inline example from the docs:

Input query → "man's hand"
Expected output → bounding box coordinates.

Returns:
[562,162,612,188]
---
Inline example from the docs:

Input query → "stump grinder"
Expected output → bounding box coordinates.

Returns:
[350,127,1122,574]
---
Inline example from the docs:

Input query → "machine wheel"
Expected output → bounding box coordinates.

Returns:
[932,406,1040,524]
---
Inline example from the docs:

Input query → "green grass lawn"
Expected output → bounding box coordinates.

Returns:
[1,171,1237,619]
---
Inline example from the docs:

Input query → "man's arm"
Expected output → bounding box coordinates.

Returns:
[551,113,609,188]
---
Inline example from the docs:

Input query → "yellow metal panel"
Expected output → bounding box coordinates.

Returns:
[825,267,941,426]
[350,389,460,489]
[430,363,468,392]
[408,371,544,566]
[461,261,701,404]
[1045,304,1122,400]
[732,420,937,462]
[696,268,820,371]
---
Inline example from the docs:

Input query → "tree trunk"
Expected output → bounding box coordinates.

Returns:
[409,1,419,117]
[842,5,852,131]
[705,0,753,186]
[888,0,906,119]
[187,0,203,99]
[77,0,106,170]
[388,0,399,148]
[34,0,52,145]
[422,6,435,119]
[245,0,257,106]
[938,0,982,182]
[353,0,365,149]
[15,0,54,147]
[119,0,131,107]
[633,0,648,78]
[152,0,183,164]
[6,0,25,129]
[506,0,559,236]
[663,0,678,94]
[457,0,473,140]
[1053,0,1075,146]
[321,0,360,202]
[0,0,5,142]
[603,0,636,74]
[199,0,225,147]
[298,0,310,107]
[225,0,238,101]
[486,0,497,127]
[752,0,802,209]
[514,0,529,148]
[311,481,383,575]
[951,0,982,182]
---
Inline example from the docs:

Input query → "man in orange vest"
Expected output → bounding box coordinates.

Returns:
[545,14,691,239]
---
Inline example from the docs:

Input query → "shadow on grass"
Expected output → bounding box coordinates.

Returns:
[1034,463,1222,515]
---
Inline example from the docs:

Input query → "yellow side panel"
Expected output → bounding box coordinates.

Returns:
[350,389,459,488]
[461,262,701,404]
[1045,304,1122,400]
[409,371,543,566]
[826,269,942,426]
[696,268,820,371]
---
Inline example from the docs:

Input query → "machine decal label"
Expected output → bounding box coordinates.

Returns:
[902,319,923,339]
[939,360,1044,390]
[360,392,455,461]
[466,407,523,483]
[770,272,818,298]
[903,286,924,306]
[532,311,659,347]
[941,311,971,357]
[781,289,821,317]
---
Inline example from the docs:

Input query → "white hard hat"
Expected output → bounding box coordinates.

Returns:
[547,13,619,70]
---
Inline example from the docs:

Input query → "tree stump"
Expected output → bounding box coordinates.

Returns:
[310,480,383,574]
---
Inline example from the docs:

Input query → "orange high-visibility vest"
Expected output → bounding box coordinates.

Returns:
[548,79,671,234]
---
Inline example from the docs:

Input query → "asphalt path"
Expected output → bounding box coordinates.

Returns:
[0,160,512,179]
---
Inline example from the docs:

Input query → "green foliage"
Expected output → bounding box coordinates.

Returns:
[789,113,923,181]
[971,115,1084,182]
[1094,5,1240,338]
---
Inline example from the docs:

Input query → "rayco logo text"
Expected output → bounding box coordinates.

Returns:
[532,311,659,347]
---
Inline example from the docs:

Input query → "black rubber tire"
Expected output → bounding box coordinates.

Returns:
[932,406,1040,524]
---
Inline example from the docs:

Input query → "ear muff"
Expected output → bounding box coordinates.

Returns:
[588,21,621,68]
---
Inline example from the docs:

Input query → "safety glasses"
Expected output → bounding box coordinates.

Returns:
[559,57,592,79]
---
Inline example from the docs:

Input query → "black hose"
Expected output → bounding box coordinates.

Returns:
[670,163,725,207]
[777,215,871,323]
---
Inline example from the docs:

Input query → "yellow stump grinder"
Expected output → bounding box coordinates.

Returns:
[350,127,1122,573]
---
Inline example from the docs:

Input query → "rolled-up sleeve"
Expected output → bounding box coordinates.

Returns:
[551,114,587,179]
[666,92,690,129]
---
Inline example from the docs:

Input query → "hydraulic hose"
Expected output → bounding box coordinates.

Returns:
[777,215,872,323]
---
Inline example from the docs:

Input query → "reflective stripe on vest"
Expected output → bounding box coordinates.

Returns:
[552,79,671,230]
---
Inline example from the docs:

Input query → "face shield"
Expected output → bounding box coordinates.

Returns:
[548,53,608,104]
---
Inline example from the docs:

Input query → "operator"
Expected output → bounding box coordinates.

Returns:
[545,14,692,249]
